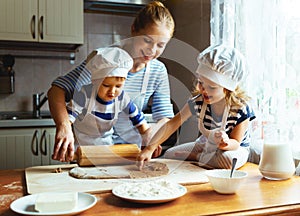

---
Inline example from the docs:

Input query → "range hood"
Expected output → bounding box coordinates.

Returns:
[84,0,152,16]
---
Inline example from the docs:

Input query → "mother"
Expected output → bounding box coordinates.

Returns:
[48,1,175,162]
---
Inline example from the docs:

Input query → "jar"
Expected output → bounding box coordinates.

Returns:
[258,124,295,180]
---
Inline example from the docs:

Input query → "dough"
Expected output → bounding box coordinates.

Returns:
[69,162,169,179]
[129,161,169,178]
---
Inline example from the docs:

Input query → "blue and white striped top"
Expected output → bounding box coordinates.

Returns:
[67,85,145,127]
[52,57,174,145]
[52,59,174,120]
[67,85,146,146]
[188,94,256,147]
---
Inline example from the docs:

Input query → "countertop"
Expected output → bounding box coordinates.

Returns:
[1,162,300,216]
[0,112,154,128]
[0,111,55,128]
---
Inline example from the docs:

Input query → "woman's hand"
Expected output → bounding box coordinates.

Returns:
[52,121,75,162]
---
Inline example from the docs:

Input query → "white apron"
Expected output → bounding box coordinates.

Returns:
[73,81,119,146]
[196,102,230,164]
[113,63,150,147]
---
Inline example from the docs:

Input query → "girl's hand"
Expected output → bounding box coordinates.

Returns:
[136,146,154,170]
[141,127,152,147]
[215,131,230,150]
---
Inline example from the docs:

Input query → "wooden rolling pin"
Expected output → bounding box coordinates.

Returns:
[71,144,141,166]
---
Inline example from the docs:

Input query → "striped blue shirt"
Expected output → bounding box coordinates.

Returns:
[188,94,256,147]
[67,85,145,127]
[52,57,174,145]
[52,59,174,120]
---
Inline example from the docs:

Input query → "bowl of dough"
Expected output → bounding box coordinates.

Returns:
[205,169,248,194]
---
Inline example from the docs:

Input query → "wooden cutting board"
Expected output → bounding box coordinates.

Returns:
[25,158,209,194]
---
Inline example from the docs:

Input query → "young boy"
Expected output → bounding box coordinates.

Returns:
[67,47,151,146]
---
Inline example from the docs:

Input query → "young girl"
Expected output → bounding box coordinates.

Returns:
[137,44,256,169]
[67,47,150,146]
[48,1,175,162]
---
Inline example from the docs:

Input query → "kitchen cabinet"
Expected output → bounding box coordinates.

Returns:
[0,127,64,170]
[0,0,83,44]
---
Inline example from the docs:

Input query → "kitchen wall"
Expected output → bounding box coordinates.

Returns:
[0,0,210,144]
[161,0,211,143]
[0,0,210,118]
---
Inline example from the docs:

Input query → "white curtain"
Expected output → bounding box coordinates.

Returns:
[210,0,300,156]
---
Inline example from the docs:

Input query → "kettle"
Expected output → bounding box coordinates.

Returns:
[259,124,295,180]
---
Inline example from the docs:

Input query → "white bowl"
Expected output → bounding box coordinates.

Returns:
[205,169,248,194]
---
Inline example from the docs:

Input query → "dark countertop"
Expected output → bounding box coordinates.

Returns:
[0,112,153,128]
[0,111,55,128]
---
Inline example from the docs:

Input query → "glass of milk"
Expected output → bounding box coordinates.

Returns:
[259,124,295,180]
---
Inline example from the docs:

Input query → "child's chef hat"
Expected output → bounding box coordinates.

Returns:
[87,47,133,80]
[196,44,248,91]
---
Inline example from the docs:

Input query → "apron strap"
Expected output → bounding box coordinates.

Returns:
[114,95,119,120]
[87,82,99,113]
[198,102,230,136]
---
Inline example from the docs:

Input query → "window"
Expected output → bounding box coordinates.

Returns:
[210,0,300,143]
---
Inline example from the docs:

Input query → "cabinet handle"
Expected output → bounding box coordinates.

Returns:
[31,130,39,156]
[40,130,47,156]
[31,15,36,39]
[39,16,44,40]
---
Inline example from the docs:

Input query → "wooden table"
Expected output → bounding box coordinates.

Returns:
[1,163,300,216]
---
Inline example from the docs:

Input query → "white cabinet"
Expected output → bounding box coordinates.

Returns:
[0,127,64,170]
[0,0,83,44]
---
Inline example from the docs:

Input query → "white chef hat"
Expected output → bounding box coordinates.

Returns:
[196,44,248,91]
[86,47,133,80]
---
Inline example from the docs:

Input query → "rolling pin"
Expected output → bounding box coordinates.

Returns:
[71,144,141,166]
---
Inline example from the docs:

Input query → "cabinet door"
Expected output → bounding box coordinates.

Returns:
[0,0,38,42]
[40,127,64,165]
[38,0,84,44]
[0,128,42,170]
[0,0,83,44]
[0,127,65,170]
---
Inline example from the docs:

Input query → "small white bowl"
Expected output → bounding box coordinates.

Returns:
[205,169,248,194]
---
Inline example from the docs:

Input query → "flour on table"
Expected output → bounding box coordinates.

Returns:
[69,162,169,179]
[113,180,183,198]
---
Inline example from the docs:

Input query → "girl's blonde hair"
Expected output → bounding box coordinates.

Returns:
[132,1,175,37]
[192,80,251,112]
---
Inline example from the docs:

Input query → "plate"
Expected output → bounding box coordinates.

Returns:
[10,192,97,216]
[112,180,187,204]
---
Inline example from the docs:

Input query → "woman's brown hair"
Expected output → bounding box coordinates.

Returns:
[132,1,175,37]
